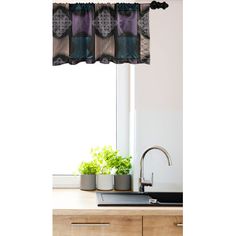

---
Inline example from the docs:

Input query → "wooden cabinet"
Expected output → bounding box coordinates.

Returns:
[143,216,183,236]
[53,215,142,236]
[54,215,182,236]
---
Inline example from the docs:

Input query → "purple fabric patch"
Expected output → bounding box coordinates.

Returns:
[117,11,137,36]
[72,12,92,36]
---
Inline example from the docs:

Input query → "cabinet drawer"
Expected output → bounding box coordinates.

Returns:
[143,216,183,236]
[53,215,142,236]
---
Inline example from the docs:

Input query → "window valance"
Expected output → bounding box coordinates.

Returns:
[53,3,150,65]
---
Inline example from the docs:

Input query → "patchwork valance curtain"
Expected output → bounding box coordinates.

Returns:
[53,3,150,65]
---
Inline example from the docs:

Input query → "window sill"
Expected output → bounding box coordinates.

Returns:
[53,175,80,189]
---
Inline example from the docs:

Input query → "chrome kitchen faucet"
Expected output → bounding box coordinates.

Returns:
[139,146,172,193]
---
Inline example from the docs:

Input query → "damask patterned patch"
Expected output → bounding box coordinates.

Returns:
[138,12,150,38]
[94,6,116,38]
[53,6,71,39]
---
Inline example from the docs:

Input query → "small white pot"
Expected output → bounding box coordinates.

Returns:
[96,175,113,190]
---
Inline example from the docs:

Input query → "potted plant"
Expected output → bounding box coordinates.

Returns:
[91,146,117,191]
[112,156,132,191]
[77,160,99,191]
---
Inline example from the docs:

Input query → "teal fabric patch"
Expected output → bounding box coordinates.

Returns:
[70,37,93,59]
[116,36,139,59]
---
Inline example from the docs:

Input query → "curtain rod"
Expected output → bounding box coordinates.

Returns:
[54,1,169,10]
[150,1,169,10]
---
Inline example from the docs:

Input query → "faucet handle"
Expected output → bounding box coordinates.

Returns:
[141,173,154,187]
[140,177,152,186]
[141,179,153,186]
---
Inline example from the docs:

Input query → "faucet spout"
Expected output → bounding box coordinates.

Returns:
[139,145,172,193]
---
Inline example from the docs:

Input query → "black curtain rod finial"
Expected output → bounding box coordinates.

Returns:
[150,1,169,10]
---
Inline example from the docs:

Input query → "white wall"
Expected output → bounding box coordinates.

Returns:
[132,0,183,192]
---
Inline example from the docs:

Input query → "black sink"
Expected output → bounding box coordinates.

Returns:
[96,192,183,207]
[147,192,183,206]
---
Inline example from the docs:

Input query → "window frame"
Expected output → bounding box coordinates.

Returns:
[53,64,131,188]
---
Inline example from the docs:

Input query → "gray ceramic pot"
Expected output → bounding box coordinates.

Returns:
[114,175,131,191]
[80,175,96,191]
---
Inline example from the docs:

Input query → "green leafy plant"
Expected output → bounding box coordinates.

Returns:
[112,156,132,175]
[77,160,99,175]
[91,146,118,174]
[91,145,132,175]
